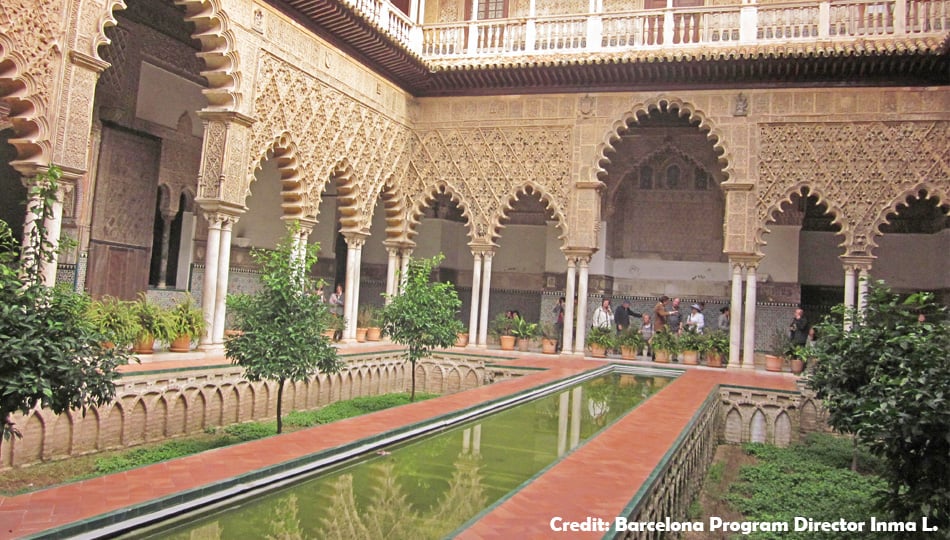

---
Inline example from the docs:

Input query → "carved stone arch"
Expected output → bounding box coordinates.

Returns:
[407,181,476,243]
[749,408,767,443]
[173,0,242,110]
[867,183,949,254]
[375,176,410,242]
[157,183,173,215]
[492,181,568,246]
[0,36,53,170]
[328,159,363,234]
[247,131,306,219]
[756,183,847,251]
[595,96,731,184]
[86,0,126,62]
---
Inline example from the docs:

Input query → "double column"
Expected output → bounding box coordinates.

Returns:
[840,255,874,329]
[562,250,593,355]
[726,255,761,369]
[18,165,76,287]
[198,206,243,351]
[383,240,415,302]
[466,245,496,347]
[341,231,369,341]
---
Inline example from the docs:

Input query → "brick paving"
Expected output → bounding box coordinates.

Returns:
[0,346,797,540]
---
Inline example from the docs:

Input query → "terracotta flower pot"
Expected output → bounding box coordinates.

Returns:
[133,334,155,354]
[620,346,638,360]
[356,327,368,342]
[366,327,382,341]
[765,354,785,372]
[682,350,699,365]
[455,332,469,347]
[169,334,192,352]
[541,338,557,354]
[654,350,671,363]
[322,329,336,341]
[517,338,530,352]
[790,358,805,375]
[706,352,725,368]
[590,344,607,358]
[499,335,516,350]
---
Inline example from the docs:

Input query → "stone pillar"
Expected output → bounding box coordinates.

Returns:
[742,262,758,369]
[384,245,400,301]
[478,250,494,347]
[857,267,870,311]
[562,256,577,354]
[199,214,222,349]
[468,250,483,346]
[574,256,590,355]
[342,234,366,341]
[42,194,65,287]
[399,249,412,294]
[212,217,236,346]
[729,260,744,368]
[157,212,174,289]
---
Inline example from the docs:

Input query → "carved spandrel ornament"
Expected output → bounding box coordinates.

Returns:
[734,93,749,116]
[578,95,595,118]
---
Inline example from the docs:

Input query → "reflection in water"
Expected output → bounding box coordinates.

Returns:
[149,373,664,539]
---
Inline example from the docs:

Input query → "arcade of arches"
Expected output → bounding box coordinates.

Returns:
[1,0,948,369]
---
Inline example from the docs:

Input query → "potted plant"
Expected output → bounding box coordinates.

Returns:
[765,327,793,372]
[679,327,703,365]
[355,304,373,342]
[131,293,174,354]
[168,295,206,352]
[617,327,645,360]
[511,316,539,351]
[703,330,729,368]
[586,326,615,358]
[788,345,808,375]
[490,313,517,351]
[651,329,679,363]
[87,296,139,349]
[539,322,559,354]
[325,314,345,342]
[455,321,469,347]
[362,305,383,341]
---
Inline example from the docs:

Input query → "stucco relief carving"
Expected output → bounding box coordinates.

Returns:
[757,121,950,256]
[198,120,227,199]
[174,0,242,110]
[0,0,60,168]
[248,54,412,229]
[403,126,571,244]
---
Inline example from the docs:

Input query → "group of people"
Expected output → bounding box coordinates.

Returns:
[312,284,346,318]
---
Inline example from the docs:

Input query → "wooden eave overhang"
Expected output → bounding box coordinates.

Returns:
[270,0,950,96]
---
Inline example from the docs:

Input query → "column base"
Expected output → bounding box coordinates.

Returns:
[198,343,225,354]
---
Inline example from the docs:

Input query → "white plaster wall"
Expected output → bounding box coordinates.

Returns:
[799,231,849,286]
[544,221,567,272]
[414,219,468,269]
[759,225,800,283]
[495,224,546,273]
[235,160,286,249]
[361,200,390,266]
[135,63,205,137]
[872,230,950,289]
[606,258,731,297]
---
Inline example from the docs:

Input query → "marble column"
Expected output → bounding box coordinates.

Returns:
[399,249,412,294]
[573,257,590,355]
[342,235,365,341]
[212,217,235,346]
[199,214,222,349]
[729,260,744,368]
[42,195,65,287]
[562,257,577,354]
[742,263,758,369]
[468,251,483,346]
[384,246,400,302]
[477,251,494,347]
[857,267,870,312]
[843,265,856,331]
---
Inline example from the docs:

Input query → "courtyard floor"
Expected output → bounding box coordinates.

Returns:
[0,345,798,539]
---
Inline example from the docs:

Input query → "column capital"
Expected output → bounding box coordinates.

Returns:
[198,201,244,228]
[562,247,594,264]
[343,230,370,248]
[839,254,875,272]
[728,253,762,269]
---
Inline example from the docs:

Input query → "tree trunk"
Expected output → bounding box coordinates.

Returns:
[276,378,285,434]
[410,360,416,402]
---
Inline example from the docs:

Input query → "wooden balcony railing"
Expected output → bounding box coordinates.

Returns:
[339,0,948,60]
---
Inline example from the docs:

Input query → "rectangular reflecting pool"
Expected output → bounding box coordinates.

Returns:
[131,368,673,539]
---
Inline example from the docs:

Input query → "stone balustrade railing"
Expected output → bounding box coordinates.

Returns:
[340,0,947,60]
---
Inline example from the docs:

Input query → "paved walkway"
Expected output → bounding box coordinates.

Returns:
[0,347,798,539]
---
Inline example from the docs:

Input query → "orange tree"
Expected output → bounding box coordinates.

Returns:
[226,223,342,433]
[807,281,949,527]
[380,254,463,401]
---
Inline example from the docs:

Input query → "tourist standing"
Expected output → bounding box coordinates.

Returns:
[640,313,654,356]
[592,298,614,330]
[653,296,672,332]
[552,297,566,352]
[789,308,810,346]
[685,304,705,334]
[718,306,730,331]
[668,297,683,334]
[329,284,345,317]
[614,300,642,333]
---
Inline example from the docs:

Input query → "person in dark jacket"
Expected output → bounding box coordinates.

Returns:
[614,300,642,333]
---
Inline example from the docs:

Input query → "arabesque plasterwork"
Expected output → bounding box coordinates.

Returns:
[758,121,950,256]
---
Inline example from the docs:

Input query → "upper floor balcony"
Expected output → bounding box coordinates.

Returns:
[276,0,950,94]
